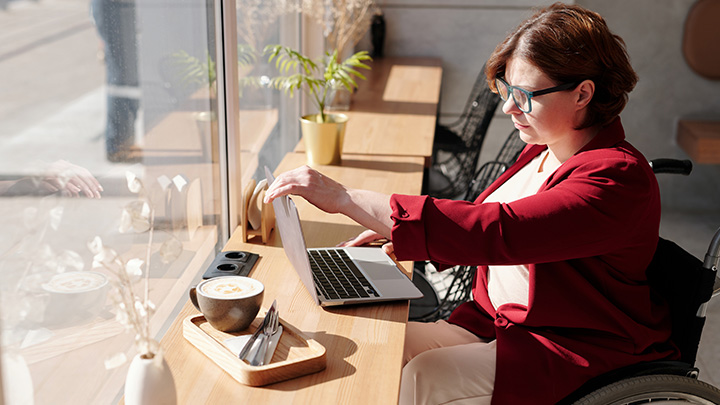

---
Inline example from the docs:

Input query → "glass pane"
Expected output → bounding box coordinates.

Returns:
[0,0,223,402]
[236,2,298,189]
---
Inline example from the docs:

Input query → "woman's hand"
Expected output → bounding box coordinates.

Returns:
[337,229,388,247]
[264,165,394,239]
[1,160,104,198]
[42,160,103,198]
[264,165,348,214]
[338,229,395,256]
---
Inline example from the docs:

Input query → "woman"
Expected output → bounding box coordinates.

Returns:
[264,3,678,404]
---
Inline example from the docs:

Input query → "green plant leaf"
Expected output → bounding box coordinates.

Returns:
[262,45,372,115]
[167,49,217,92]
[237,44,257,67]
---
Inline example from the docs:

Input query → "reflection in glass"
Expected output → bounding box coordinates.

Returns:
[92,0,141,163]
[236,0,297,187]
[0,0,222,402]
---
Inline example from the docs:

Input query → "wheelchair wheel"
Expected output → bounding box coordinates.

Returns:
[573,374,720,404]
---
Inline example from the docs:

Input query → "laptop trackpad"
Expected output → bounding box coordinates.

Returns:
[357,260,408,280]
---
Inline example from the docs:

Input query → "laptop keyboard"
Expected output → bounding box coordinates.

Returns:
[308,249,380,300]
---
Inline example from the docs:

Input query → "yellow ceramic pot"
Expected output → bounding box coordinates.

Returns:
[300,113,348,165]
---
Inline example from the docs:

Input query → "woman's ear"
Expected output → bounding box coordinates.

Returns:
[575,79,595,110]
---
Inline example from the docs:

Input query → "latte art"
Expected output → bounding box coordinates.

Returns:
[44,272,107,293]
[201,277,261,299]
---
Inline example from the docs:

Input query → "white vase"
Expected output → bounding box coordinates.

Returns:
[124,352,177,405]
[1,352,34,405]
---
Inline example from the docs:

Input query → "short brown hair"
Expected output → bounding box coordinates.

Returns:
[486,2,638,129]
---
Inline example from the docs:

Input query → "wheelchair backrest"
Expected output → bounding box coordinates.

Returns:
[645,237,717,365]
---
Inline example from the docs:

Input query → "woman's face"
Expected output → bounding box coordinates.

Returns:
[501,57,581,150]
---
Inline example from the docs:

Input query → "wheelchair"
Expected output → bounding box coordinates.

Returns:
[559,159,720,404]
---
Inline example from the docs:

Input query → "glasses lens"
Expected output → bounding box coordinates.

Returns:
[495,78,509,100]
[512,88,530,112]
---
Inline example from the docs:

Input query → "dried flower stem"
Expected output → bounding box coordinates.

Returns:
[90,186,157,355]
[300,0,379,57]
[96,252,144,340]
[143,209,154,347]
[329,0,375,58]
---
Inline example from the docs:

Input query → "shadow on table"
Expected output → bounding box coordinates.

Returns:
[265,330,358,390]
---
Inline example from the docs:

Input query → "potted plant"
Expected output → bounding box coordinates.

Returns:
[264,45,371,165]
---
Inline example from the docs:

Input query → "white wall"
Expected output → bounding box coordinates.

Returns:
[358,1,559,176]
[360,0,720,211]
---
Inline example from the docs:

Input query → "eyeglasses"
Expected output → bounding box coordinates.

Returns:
[495,77,580,113]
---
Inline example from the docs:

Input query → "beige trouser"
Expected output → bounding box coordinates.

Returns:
[400,320,496,405]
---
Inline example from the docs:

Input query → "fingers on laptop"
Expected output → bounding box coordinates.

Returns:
[337,229,389,247]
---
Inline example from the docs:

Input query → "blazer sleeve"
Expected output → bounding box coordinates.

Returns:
[390,153,659,267]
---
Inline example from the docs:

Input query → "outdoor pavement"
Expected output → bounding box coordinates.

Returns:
[0,0,140,182]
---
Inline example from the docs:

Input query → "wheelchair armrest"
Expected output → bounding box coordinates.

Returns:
[650,158,693,175]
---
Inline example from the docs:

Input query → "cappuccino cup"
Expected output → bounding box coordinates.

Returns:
[42,271,109,325]
[189,276,264,332]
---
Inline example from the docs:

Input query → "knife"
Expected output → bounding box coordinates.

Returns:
[249,301,280,366]
[238,301,276,360]
[263,325,283,365]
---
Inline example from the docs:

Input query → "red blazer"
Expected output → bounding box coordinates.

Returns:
[390,119,678,404]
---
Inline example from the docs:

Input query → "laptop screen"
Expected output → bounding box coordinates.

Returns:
[265,167,320,304]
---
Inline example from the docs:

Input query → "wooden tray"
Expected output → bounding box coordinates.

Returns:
[183,311,326,386]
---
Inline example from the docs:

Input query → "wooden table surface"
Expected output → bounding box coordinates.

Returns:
[159,153,425,404]
[296,57,442,166]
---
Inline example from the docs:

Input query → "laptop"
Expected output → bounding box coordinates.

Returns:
[265,167,423,306]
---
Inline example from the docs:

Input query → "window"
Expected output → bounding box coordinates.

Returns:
[0,0,303,400]
[0,0,225,401]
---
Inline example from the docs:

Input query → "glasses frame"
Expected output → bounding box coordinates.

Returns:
[495,77,580,113]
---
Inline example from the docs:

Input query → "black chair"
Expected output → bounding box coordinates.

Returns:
[426,67,500,199]
[409,262,477,322]
[410,129,526,322]
[463,128,525,201]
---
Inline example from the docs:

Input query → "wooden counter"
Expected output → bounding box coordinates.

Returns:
[159,152,425,404]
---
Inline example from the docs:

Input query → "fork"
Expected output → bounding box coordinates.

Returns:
[249,306,279,366]
[238,304,273,361]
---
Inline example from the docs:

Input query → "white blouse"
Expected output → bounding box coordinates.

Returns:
[483,150,559,310]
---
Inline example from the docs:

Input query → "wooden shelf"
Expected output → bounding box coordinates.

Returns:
[677,120,720,164]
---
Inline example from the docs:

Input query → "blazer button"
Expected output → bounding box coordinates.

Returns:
[494,316,508,327]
